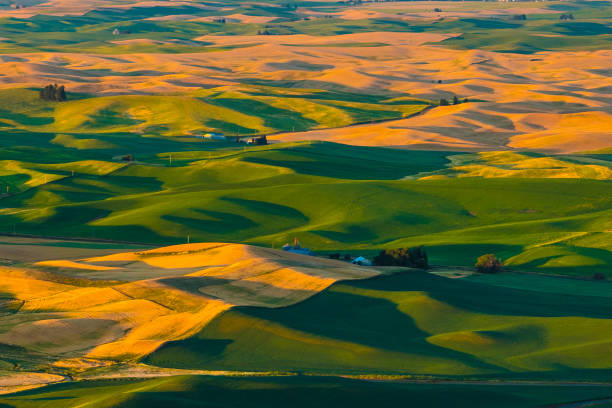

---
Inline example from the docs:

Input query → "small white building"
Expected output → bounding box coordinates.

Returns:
[351,256,372,266]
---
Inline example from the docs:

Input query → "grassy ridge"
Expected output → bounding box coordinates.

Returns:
[0,88,429,137]
[146,271,612,380]
[3,375,612,408]
[1,141,611,277]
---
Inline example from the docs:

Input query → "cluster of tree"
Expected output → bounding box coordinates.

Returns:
[474,254,503,274]
[258,24,291,35]
[213,17,226,24]
[329,253,352,261]
[373,246,429,269]
[434,8,442,12]
[512,14,527,21]
[593,272,606,280]
[40,84,67,102]
[439,96,468,106]
[283,3,298,10]
[559,14,575,20]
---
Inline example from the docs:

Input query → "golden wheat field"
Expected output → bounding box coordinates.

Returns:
[0,240,381,393]
[0,19,610,151]
[2,43,610,151]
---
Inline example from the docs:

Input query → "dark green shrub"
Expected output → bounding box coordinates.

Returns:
[475,254,503,273]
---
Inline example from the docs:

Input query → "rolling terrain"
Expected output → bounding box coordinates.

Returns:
[0,241,380,392]
[147,270,612,379]
[0,0,611,406]
[0,239,610,405]
[1,141,611,277]
[0,0,610,151]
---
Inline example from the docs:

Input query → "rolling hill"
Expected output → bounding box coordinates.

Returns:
[0,239,610,402]
[0,0,611,151]
[1,141,611,277]
[147,269,612,380]
[0,0,611,405]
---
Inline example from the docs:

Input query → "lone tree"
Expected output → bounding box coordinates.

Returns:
[475,254,503,274]
[374,246,429,269]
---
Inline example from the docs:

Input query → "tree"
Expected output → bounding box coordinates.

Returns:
[373,246,428,269]
[453,95,459,105]
[593,272,605,280]
[439,98,449,106]
[475,254,503,273]
[56,85,67,101]
[42,84,54,101]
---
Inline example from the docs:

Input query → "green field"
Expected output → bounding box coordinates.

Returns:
[146,271,612,380]
[2,375,612,408]
[1,138,611,277]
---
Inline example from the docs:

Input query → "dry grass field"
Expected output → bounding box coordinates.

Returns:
[1,40,610,151]
[0,240,380,393]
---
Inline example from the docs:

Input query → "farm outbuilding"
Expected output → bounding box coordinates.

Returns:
[351,256,372,266]
[282,238,314,256]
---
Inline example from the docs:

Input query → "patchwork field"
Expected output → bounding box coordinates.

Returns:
[0,0,610,151]
[0,0,611,406]
[0,241,384,392]
[0,240,610,405]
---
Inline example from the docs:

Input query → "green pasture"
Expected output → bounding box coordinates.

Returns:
[147,271,612,380]
[2,375,612,408]
[0,139,611,277]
